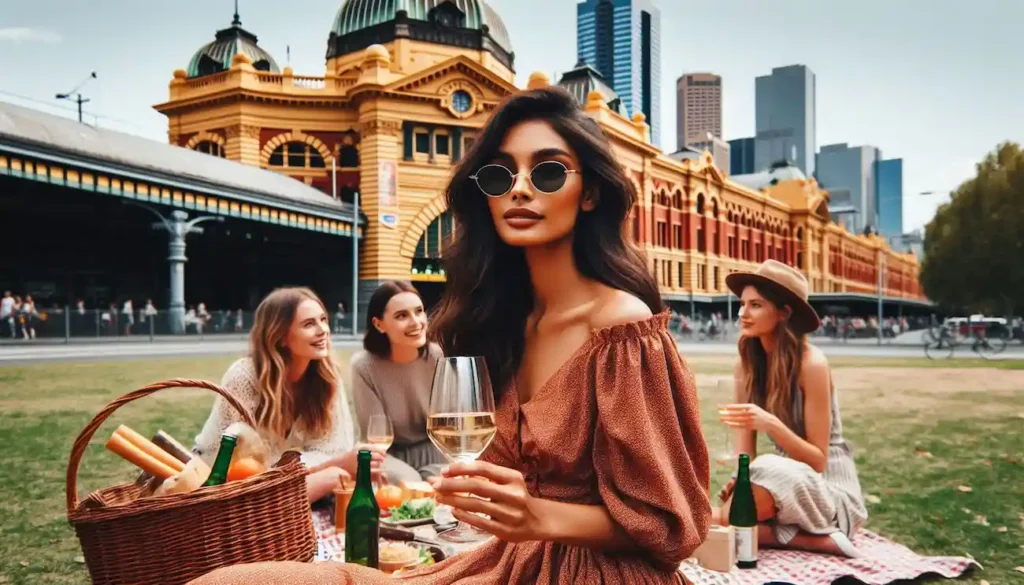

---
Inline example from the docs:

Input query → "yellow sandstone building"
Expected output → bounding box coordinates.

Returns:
[155,0,922,319]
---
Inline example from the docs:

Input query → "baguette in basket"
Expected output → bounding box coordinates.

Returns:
[67,378,317,585]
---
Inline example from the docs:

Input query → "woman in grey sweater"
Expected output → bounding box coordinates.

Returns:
[351,281,446,483]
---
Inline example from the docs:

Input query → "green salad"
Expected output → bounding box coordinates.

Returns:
[387,497,436,521]
[418,547,435,566]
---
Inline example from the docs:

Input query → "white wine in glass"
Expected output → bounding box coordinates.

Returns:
[366,413,394,452]
[426,412,496,463]
[716,379,737,467]
[427,356,496,544]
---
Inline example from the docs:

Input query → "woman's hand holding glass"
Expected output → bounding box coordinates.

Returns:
[321,448,386,483]
[719,402,780,433]
[434,461,547,543]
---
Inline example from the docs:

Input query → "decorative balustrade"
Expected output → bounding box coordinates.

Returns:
[173,69,331,99]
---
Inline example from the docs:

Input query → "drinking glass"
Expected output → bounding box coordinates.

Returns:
[716,379,737,467]
[426,356,497,543]
[366,414,394,452]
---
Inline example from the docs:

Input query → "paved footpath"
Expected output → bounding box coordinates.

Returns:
[2,336,1021,365]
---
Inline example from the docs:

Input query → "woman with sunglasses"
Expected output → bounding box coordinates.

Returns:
[190,87,711,585]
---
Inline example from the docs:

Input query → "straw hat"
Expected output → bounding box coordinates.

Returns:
[725,260,820,334]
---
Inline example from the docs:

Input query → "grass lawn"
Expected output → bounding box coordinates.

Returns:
[1,352,1021,584]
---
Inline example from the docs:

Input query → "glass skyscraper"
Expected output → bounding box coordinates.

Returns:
[754,65,816,176]
[577,0,661,146]
[729,137,755,175]
[876,158,904,238]
[815,143,881,233]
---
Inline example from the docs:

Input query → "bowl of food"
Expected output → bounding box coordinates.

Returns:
[391,545,442,576]
[378,542,421,574]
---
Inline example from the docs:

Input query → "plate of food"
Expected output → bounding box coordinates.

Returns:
[378,542,444,574]
[379,480,437,527]
[381,497,437,527]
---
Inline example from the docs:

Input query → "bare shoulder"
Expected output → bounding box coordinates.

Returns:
[588,287,654,330]
[800,344,831,395]
[802,343,829,370]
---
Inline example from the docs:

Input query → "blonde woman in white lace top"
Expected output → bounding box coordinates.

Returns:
[193,287,383,502]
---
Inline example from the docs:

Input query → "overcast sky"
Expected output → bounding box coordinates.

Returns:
[2,0,1022,232]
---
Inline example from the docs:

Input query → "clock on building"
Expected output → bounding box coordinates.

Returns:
[450,90,472,114]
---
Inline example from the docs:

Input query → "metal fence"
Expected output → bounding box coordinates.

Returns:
[0,308,358,342]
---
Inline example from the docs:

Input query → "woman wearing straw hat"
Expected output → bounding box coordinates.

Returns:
[715,260,867,558]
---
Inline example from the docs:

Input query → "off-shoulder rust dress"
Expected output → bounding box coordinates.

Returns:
[189,313,711,585]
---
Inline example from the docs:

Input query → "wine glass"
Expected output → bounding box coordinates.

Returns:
[426,356,497,543]
[715,379,737,467]
[366,414,394,452]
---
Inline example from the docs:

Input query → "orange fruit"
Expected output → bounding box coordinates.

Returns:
[227,457,264,482]
[376,485,404,510]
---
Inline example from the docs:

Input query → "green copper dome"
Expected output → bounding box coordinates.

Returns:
[327,0,513,66]
[187,10,280,78]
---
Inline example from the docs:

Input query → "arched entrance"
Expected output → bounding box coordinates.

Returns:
[410,209,454,311]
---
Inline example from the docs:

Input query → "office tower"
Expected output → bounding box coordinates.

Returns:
[816,143,882,232]
[876,158,904,239]
[729,137,755,175]
[754,64,816,176]
[577,0,662,145]
[677,73,722,151]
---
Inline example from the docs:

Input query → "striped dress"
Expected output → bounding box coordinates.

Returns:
[749,380,868,544]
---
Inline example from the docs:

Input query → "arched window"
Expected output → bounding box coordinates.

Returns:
[711,199,720,255]
[194,140,225,158]
[696,194,706,254]
[339,145,359,168]
[414,210,456,260]
[796,227,805,269]
[412,210,455,276]
[268,142,326,169]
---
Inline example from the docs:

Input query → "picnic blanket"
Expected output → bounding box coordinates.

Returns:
[678,529,979,585]
[314,511,978,584]
[313,509,346,562]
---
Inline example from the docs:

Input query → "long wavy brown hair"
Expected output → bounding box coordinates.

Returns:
[249,287,339,441]
[737,283,806,431]
[429,87,663,395]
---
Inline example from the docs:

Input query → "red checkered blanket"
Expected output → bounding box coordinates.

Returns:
[315,511,978,584]
[313,509,346,562]
[678,530,979,585]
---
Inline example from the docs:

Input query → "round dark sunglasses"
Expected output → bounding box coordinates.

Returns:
[469,160,579,197]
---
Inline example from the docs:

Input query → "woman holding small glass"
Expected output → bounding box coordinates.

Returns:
[191,87,710,585]
[351,280,447,484]
[715,260,867,558]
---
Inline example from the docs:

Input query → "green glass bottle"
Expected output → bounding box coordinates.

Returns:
[345,450,379,568]
[201,433,237,487]
[729,454,758,569]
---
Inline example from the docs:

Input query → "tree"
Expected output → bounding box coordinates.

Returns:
[920,142,1024,315]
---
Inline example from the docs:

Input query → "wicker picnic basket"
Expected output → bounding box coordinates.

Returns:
[66,379,317,585]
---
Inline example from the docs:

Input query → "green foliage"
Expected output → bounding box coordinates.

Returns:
[920,142,1024,314]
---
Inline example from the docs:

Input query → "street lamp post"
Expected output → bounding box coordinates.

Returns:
[877,251,885,346]
[56,72,97,123]
[126,203,222,334]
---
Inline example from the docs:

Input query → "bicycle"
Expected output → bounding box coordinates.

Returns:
[924,326,957,360]
[971,331,1007,360]
[925,327,1008,360]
